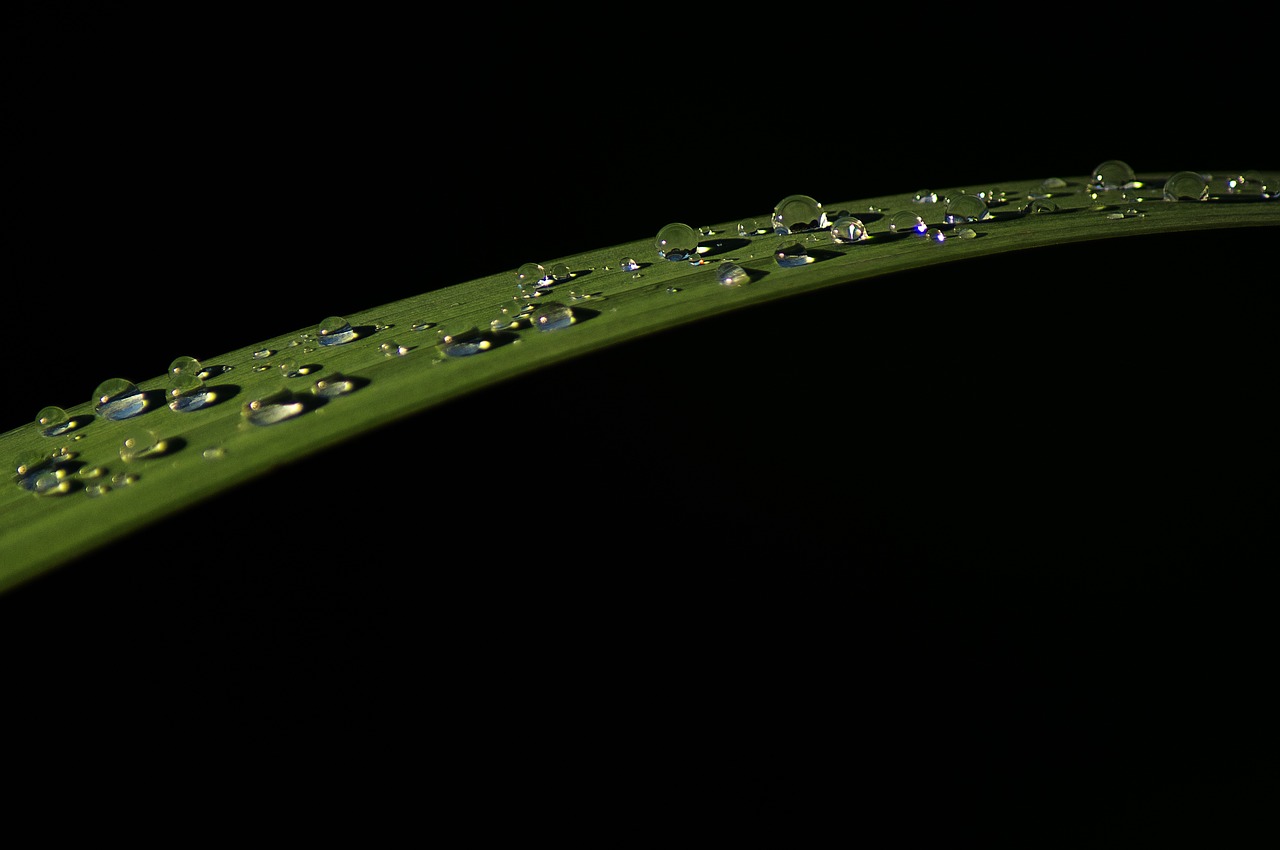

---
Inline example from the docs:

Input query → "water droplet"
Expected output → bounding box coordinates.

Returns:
[1029,199,1059,214]
[531,301,574,331]
[277,357,304,378]
[830,215,868,244]
[169,355,201,377]
[437,325,491,356]
[886,211,925,237]
[111,471,138,487]
[381,341,409,357]
[716,262,750,287]
[312,373,355,398]
[913,190,939,203]
[618,257,640,272]
[928,228,947,242]
[202,446,227,460]
[119,428,160,462]
[774,241,812,267]
[252,348,274,360]
[1090,159,1136,190]
[411,320,436,332]
[655,222,700,261]
[168,371,215,412]
[550,262,572,281]
[955,227,978,239]
[516,262,548,287]
[1227,170,1269,196]
[242,388,305,426]
[317,315,357,346]
[771,194,827,235]
[35,406,71,436]
[944,194,991,225]
[93,378,147,420]
[1163,170,1209,201]
[1039,177,1069,190]
[737,219,764,237]
[32,469,70,495]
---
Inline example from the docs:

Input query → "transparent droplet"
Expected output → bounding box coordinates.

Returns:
[830,215,868,244]
[913,190,939,203]
[111,471,138,487]
[1163,170,1209,201]
[1227,170,1268,196]
[944,194,991,225]
[32,468,70,496]
[36,406,71,437]
[119,428,160,462]
[888,210,927,235]
[277,357,303,378]
[550,262,572,282]
[1091,159,1136,190]
[168,371,215,412]
[1039,176,1069,190]
[1029,199,1059,214]
[252,348,274,360]
[771,194,827,235]
[93,378,147,421]
[202,446,227,460]
[619,257,640,272]
[242,388,305,426]
[774,241,813,268]
[516,262,547,287]
[928,228,947,242]
[312,373,355,398]
[317,315,356,346]
[716,262,750,287]
[955,227,978,239]
[381,341,409,357]
[437,325,491,357]
[656,222,700,261]
[737,219,763,237]
[169,355,201,377]
[411,320,436,332]
[531,301,574,332]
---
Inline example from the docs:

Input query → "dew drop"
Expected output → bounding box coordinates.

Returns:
[168,371,215,412]
[277,357,303,378]
[436,325,491,356]
[716,262,750,287]
[381,341,409,357]
[955,227,978,239]
[655,222,700,261]
[619,257,640,272]
[169,355,201,377]
[830,215,868,244]
[771,194,827,235]
[1227,170,1269,196]
[411,320,436,332]
[202,446,227,460]
[317,315,357,346]
[119,428,160,462]
[774,241,813,267]
[888,210,927,235]
[242,388,305,426]
[737,219,764,237]
[1039,177,1069,190]
[928,228,947,242]
[550,262,573,282]
[252,348,274,360]
[1163,170,1209,201]
[312,373,355,398]
[913,190,939,204]
[1029,199,1059,214]
[36,406,71,437]
[93,378,147,421]
[531,301,574,331]
[944,194,991,225]
[111,471,138,487]
[516,262,548,287]
[1091,159,1137,190]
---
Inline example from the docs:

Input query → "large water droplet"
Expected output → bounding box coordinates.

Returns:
[317,315,357,346]
[550,262,573,282]
[119,428,160,462]
[716,262,750,287]
[36,406,71,437]
[1163,170,1209,201]
[93,378,147,420]
[913,190,939,204]
[312,373,355,398]
[242,388,305,426]
[1227,170,1269,196]
[516,262,548,287]
[888,210,926,235]
[944,193,991,225]
[531,301,574,331]
[771,194,827,235]
[169,355,201,377]
[830,215,868,244]
[655,222,700,261]
[737,219,765,237]
[1090,159,1137,190]
[774,241,813,267]
[436,325,491,356]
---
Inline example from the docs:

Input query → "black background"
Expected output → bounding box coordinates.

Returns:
[3,5,1278,840]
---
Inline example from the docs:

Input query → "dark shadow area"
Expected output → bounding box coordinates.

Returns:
[699,237,751,257]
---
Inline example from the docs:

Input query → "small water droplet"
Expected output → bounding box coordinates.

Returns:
[252,364,270,373]
[202,446,227,460]
[716,262,750,287]
[655,222,700,261]
[955,227,978,239]
[111,471,138,487]
[169,355,201,377]
[550,262,573,281]
[1090,159,1137,192]
[381,341,409,356]
[771,194,827,235]
[84,482,110,497]
[411,320,437,332]
[168,371,215,412]
[119,428,160,462]
[1227,170,1269,196]
[1039,176,1069,190]
[35,406,71,437]
[1029,199,1059,214]
[436,325,491,356]
[531,301,574,331]
[277,357,304,378]
[317,315,356,346]
[93,378,147,421]
[928,228,947,242]
[312,373,355,398]
[242,388,305,426]
[1163,170,1209,201]
[944,194,991,225]
[252,348,274,360]
[913,190,939,204]
[619,257,640,272]
[516,262,548,287]
[830,215,868,244]
[888,210,926,235]
[737,219,763,237]
[774,241,813,267]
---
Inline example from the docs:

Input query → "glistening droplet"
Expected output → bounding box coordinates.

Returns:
[168,371,215,412]
[119,428,160,462]
[242,388,305,426]
[888,210,926,235]
[436,325,491,356]
[655,222,699,261]
[317,315,356,346]
[830,216,868,244]
[169,355,201,377]
[771,194,827,234]
[774,241,812,267]
[312,373,355,398]
[944,194,991,224]
[1091,159,1136,190]
[716,262,750,287]
[532,301,574,331]
[1163,171,1209,201]
[36,406,71,437]
[93,378,147,421]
